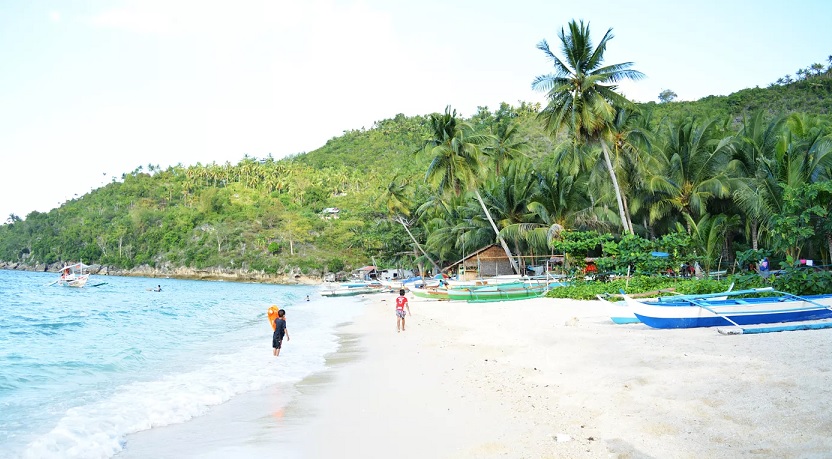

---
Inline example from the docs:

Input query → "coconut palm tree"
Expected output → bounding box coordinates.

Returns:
[532,19,645,235]
[486,117,529,175]
[499,151,602,254]
[647,118,734,232]
[422,106,521,273]
[380,178,441,273]
[684,213,741,274]
[727,111,786,250]
[606,107,655,234]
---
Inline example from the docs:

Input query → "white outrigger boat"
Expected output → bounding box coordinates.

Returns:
[320,280,386,297]
[54,263,91,288]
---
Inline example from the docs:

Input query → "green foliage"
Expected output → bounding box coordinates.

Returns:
[550,230,612,255]
[546,276,736,300]
[267,242,282,254]
[771,267,832,295]
[735,249,770,270]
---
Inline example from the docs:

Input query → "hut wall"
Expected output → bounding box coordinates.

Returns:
[461,246,513,278]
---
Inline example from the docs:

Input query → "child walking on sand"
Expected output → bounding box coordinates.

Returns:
[273,309,290,356]
[395,289,411,332]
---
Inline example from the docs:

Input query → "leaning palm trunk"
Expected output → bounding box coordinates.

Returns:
[600,140,634,235]
[622,193,635,235]
[474,191,521,274]
[395,216,441,274]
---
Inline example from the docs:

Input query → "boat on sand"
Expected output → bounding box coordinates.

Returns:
[622,288,832,332]
[410,285,449,300]
[447,279,566,302]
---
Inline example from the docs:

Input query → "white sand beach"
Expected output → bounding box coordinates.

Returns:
[120,293,832,458]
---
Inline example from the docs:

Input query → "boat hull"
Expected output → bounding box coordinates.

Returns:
[625,294,832,329]
[320,287,381,297]
[448,281,566,302]
[410,287,449,300]
[59,275,89,288]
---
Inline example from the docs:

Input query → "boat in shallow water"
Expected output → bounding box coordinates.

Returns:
[319,281,385,297]
[622,288,832,329]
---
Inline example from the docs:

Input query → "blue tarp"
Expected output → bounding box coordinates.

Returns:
[650,251,669,258]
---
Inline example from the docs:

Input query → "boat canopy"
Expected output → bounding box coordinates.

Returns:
[61,263,90,269]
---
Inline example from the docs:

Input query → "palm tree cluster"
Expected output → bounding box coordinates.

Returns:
[390,20,832,274]
[772,55,832,86]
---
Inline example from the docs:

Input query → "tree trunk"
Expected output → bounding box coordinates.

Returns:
[751,220,759,251]
[474,190,521,274]
[600,140,634,235]
[827,233,832,265]
[396,216,441,274]
[622,194,635,234]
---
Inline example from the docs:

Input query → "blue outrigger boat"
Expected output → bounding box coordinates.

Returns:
[622,288,832,334]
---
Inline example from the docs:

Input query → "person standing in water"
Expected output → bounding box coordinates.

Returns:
[395,289,411,332]
[273,309,290,356]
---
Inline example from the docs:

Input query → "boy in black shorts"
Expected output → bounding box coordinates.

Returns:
[273,309,290,356]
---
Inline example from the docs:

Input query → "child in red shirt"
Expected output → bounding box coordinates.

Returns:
[395,289,411,332]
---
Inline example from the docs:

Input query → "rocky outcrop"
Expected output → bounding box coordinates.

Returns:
[0,261,322,285]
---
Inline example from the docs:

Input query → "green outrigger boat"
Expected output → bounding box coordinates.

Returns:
[410,286,450,300]
[447,280,567,302]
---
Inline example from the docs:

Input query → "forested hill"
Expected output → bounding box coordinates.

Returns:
[1,77,831,278]
[643,77,832,124]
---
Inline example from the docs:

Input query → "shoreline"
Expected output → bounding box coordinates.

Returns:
[0,261,324,285]
[120,292,832,458]
[116,304,368,459]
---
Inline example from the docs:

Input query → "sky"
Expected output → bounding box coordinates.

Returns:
[1,0,831,221]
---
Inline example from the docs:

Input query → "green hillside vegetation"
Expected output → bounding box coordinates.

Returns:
[2,23,831,287]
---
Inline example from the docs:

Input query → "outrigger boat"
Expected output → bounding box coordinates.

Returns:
[54,263,91,288]
[605,285,734,324]
[320,281,385,297]
[622,287,832,333]
[409,285,450,300]
[447,279,567,302]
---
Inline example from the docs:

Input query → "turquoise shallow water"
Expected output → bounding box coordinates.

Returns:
[0,270,362,459]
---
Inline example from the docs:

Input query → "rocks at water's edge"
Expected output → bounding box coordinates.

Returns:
[0,261,322,285]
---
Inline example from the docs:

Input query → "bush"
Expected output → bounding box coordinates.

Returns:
[546,275,738,300]
[326,258,345,273]
[772,267,832,295]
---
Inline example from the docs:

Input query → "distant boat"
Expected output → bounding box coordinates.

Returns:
[622,288,832,331]
[54,263,91,288]
[319,280,385,297]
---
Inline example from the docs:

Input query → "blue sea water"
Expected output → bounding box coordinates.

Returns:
[0,270,363,459]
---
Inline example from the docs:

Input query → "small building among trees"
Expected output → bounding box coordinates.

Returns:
[444,244,515,280]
